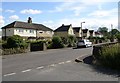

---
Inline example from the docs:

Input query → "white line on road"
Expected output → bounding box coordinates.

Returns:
[49,64,56,67]
[66,60,71,63]
[58,62,65,64]
[21,69,32,73]
[36,66,44,69]
[4,73,16,77]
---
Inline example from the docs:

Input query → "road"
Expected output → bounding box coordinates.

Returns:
[2,47,119,81]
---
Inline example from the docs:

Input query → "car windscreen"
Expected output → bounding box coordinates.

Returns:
[78,40,84,43]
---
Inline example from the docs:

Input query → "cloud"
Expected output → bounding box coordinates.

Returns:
[20,9,42,14]
[49,2,85,16]
[0,16,5,27]
[88,8,117,18]
[9,15,19,20]
[44,14,118,31]
[5,9,15,13]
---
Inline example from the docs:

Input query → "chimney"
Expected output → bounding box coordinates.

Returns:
[62,24,64,26]
[28,17,32,23]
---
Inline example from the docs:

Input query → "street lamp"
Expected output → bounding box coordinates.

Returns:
[81,22,85,39]
[81,21,85,29]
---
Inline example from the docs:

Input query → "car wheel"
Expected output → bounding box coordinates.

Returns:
[85,45,88,48]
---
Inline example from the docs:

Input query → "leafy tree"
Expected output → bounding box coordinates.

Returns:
[98,27,108,36]
[109,29,120,37]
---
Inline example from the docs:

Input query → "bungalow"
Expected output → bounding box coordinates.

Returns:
[2,17,53,40]
[54,24,75,37]
[95,31,103,38]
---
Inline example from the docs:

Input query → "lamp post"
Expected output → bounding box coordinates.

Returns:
[81,22,85,29]
[81,22,85,39]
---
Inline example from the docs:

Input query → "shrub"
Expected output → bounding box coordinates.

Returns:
[116,33,120,42]
[3,35,28,49]
[51,36,64,49]
[99,44,120,70]
[67,35,77,47]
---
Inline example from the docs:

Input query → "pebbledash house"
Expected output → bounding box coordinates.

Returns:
[2,17,54,40]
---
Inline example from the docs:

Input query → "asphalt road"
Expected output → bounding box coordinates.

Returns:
[2,47,119,81]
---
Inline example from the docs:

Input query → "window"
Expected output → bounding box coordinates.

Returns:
[39,31,44,34]
[30,30,34,33]
[19,29,23,33]
[46,31,50,34]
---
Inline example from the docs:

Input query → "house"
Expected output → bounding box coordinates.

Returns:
[82,29,90,38]
[95,31,103,38]
[89,30,95,37]
[54,24,75,37]
[2,17,53,40]
[73,27,82,39]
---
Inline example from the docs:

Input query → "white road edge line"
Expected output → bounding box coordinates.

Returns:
[4,73,16,77]
[36,66,44,69]
[21,69,32,73]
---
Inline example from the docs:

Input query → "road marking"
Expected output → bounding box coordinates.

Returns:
[36,66,44,69]
[21,69,32,73]
[4,73,16,77]
[49,64,56,67]
[58,62,65,64]
[66,60,71,63]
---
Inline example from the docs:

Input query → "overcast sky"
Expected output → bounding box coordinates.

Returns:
[0,0,119,31]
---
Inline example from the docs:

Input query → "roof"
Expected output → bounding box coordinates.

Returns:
[82,29,88,33]
[54,24,71,32]
[95,31,102,35]
[89,30,94,33]
[73,27,81,32]
[2,21,53,31]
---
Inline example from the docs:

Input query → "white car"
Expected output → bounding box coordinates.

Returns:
[77,39,92,48]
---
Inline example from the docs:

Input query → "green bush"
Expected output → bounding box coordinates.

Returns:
[3,35,28,49]
[99,44,120,70]
[67,35,77,47]
[51,36,64,49]
[116,33,120,42]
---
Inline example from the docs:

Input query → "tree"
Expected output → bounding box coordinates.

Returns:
[109,29,119,37]
[98,27,108,36]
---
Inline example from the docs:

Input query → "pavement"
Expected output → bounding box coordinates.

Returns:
[2,47,120,81]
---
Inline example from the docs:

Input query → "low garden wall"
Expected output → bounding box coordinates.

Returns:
[30,42,47,52]
[92,42,120,70]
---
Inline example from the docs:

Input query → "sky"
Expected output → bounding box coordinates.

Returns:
[0,0,119,31]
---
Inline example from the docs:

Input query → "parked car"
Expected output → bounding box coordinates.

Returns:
[77,39,92,48]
